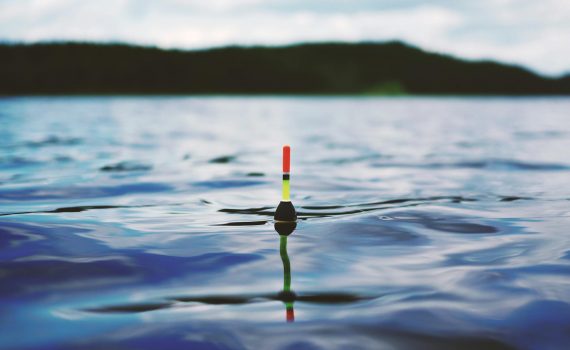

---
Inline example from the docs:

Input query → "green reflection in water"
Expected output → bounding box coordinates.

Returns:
[280,235,291,292]
[275,222,296,322]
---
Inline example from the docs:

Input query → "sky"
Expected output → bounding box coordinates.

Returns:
[1,0,569,76]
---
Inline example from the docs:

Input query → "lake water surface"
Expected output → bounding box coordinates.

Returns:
[1,96,570,349]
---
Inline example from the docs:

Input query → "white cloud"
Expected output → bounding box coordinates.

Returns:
[0,0,569,75]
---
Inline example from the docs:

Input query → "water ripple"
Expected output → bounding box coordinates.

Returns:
[372,159,570,171]
[100,161,153,172]
[86,291,374,314]
[0,183,171,201]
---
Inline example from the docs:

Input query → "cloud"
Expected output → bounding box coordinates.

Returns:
[1,0,569,76]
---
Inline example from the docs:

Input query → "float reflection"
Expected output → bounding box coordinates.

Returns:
[274,222,297,322]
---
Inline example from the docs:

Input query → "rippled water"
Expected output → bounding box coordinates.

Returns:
[1,96,570,350]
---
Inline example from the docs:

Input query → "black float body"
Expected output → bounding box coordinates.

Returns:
[274,201,297,223]
[274,221,297,236]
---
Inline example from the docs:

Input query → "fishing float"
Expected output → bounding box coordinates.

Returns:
[274,145,297,224]
[273,145,297,322]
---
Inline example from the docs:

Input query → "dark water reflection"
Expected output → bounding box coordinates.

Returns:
[1,96,570,349]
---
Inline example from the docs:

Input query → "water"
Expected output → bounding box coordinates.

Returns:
[1,96,570,350]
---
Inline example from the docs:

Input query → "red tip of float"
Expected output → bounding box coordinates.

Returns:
[286,308,295,322]
[283,145,291,173]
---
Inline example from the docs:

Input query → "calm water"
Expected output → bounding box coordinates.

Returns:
[1,96,570,350]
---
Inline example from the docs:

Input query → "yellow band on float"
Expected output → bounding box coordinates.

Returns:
[282,179,290,201]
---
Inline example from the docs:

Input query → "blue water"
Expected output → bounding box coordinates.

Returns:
[1,96,570,350]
